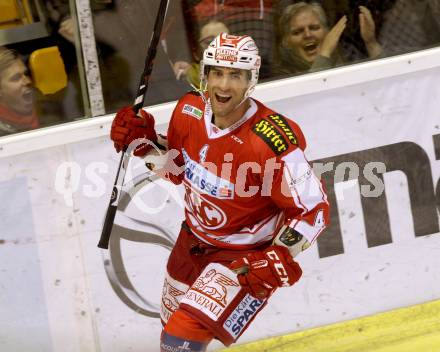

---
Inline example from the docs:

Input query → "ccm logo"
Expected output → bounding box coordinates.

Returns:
[266,250,290,287]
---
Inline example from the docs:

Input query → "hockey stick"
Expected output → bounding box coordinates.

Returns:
[97,0,169,249]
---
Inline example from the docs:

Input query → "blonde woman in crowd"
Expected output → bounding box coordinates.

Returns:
[273,2,382,76]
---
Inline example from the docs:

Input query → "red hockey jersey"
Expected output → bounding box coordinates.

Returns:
[166,92,329,249]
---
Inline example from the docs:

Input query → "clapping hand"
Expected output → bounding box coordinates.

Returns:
[319,16,347,59]
[359,6,382,58]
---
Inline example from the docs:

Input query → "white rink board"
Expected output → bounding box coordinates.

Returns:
[1,66,440,352]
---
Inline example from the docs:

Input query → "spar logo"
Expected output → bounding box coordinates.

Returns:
[215,48,237,62]
[223,294,264,337]
[185,185,227,230]
[182,266,240,321]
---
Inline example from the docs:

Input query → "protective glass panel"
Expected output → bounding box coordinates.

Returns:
[0,0,87,137]
[89,1,191,113]
[2,0,439,135]
[272,0,440,78]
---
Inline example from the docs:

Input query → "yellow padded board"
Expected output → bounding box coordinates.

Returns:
[0,0,20,23]
[219,300,440,351]
[29,46,68,95]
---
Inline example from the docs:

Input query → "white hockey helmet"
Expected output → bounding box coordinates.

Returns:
[200,33,261,99]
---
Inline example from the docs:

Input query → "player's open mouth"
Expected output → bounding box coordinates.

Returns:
[215,93,231,104]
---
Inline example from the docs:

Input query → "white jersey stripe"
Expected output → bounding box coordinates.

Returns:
[311,225,326,243]
[186,211,282,246]
[294,218,325,244]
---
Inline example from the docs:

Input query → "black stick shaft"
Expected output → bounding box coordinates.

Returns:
[97,0,169,249]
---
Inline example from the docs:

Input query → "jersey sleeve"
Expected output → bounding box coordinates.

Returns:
[164,94,194,184]
[271,147,329,244]
[164,91,206,184]
[251,112,329,244]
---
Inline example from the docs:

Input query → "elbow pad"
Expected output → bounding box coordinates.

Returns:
[273,225,311,258]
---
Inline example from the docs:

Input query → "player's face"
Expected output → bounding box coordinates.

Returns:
[207,66,249,118]
[286,10,327,63]
[0,59,34,115]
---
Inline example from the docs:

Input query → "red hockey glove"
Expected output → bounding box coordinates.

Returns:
[230,246,302,299]
[110,106,158,156]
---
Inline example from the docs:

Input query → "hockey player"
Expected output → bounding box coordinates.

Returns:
[110,33,329,352]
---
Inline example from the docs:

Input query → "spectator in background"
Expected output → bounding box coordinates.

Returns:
[44,0,132,114]
[172,20,230,89]
[273,2,382,76]
[378,0,440,56]
[0,47,39,137]
[181,0,274,78]
[275,1,394,62]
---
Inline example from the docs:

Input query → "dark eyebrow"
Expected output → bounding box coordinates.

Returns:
[210,67,242,75]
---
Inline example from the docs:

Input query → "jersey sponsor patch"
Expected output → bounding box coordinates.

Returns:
[182,149,234,199]
[252,119,288,155]
[223,294,265,338]
[268,114,298,145]
[182,104,203,120]
[181,264,240,321]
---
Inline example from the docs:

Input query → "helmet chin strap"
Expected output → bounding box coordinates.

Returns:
[191,80,208,104]
[232,89,252,114]
[236,84,256,110]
